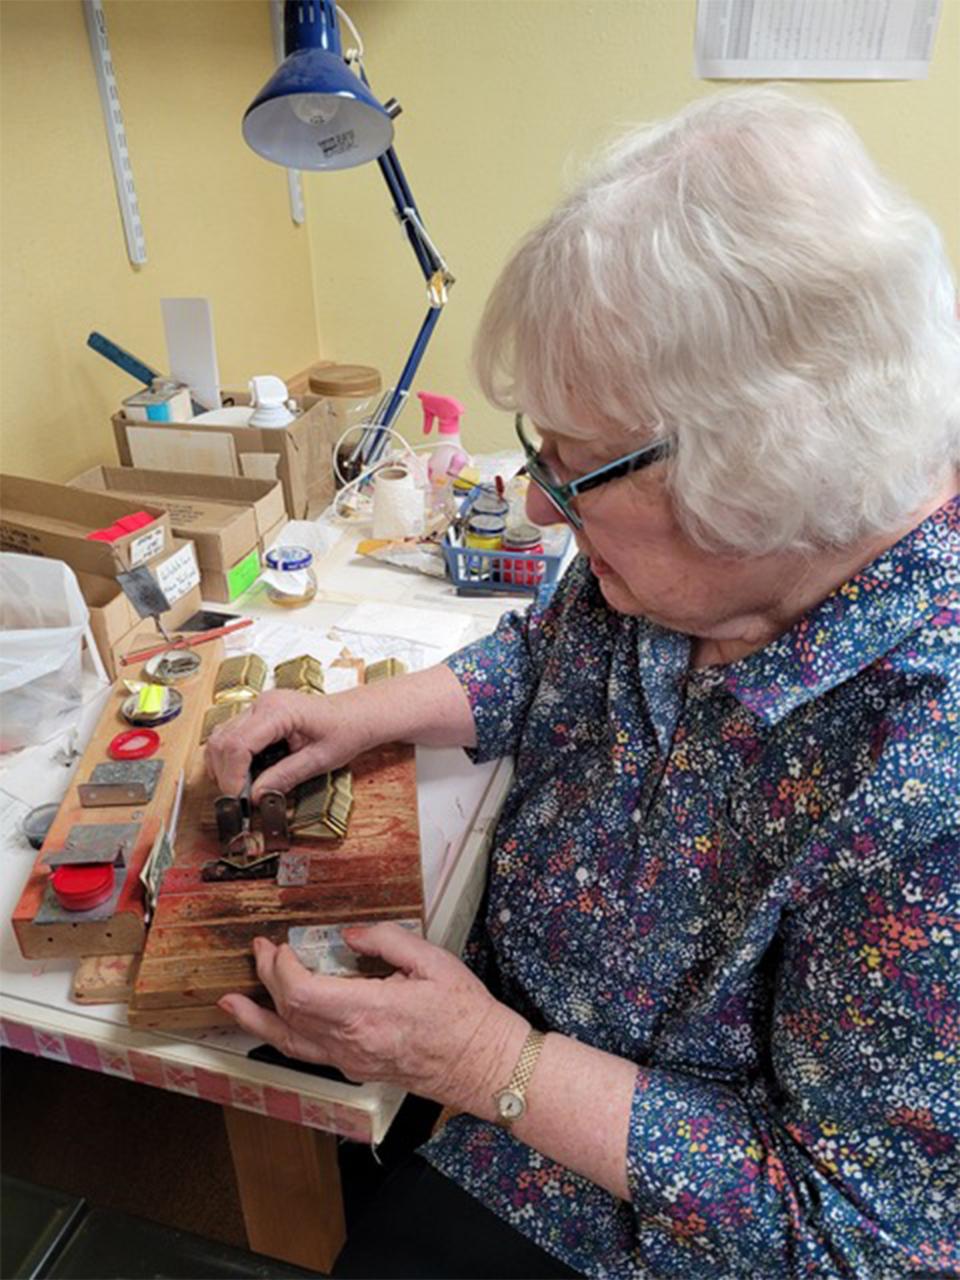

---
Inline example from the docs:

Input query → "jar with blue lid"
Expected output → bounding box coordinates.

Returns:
[263,545,317,608]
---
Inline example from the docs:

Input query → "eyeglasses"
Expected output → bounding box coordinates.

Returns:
[515,413,672,530]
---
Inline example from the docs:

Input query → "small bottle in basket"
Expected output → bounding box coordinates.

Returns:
[499,523,544,587]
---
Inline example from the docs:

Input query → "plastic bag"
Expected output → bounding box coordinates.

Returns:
[0,553,104,752]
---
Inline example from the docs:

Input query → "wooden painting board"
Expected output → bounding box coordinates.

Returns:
[128,679,423,1029]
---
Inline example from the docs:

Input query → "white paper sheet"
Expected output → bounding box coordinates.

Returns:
[0,791,29,849]
[334,602,473,658]
[224,618,345,669]
[332,630,439,674]
[162,297,221,412]
[322,666,361,694]
[696,0,942,79]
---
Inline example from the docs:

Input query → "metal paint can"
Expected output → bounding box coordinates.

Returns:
[123,378,193,423]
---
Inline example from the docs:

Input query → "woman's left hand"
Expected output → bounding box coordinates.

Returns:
[219,924,526,1115]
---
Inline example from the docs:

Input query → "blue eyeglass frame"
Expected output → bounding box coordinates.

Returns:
[515,413,673,530]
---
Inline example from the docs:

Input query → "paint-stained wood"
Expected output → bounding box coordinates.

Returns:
[72,952,139,1003]
[128,678,423,1029]
[11,633,222,961]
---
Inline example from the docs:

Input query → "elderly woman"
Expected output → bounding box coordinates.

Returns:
[207,88,959,1278]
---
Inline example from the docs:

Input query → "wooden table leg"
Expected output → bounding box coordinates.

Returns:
[223,1104,346,1272]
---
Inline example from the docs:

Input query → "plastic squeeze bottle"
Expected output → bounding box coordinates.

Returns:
[418,391,470,482]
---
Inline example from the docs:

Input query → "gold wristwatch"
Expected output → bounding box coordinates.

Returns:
[493,1028,546,1129]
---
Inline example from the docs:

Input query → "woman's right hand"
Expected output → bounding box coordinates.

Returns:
[205,688,375,799]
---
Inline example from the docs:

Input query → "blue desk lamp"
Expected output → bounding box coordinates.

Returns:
[243,0,454,464]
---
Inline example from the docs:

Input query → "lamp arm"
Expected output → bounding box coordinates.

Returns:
[355,63,450,285]
[357,304,444,465]
[346,58,455,462]
[382,306,443,426]
[377,148,441,281]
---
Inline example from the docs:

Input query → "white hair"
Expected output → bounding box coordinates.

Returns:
[473,87,960,554]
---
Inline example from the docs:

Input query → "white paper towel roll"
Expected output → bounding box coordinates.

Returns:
[372,466,424,539]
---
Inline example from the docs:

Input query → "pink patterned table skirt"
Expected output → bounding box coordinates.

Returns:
[0,1016,374,1142]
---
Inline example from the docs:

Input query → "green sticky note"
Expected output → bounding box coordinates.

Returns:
[138,683,165,714]
[226,549,261,600]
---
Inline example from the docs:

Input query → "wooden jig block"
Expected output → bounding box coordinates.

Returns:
[11,632,222,961]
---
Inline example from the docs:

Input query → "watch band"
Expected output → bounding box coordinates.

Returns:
[493,1028,546,1129]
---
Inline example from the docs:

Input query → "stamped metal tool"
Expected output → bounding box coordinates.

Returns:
[204,742,293,881]
[259,790,290,852]
[78,759,164,808]
[205,779,280,882]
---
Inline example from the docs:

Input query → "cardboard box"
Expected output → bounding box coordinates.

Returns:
[111,393,336,519]
[201,548,262,604]
[70,466,285,573]
[77,539,203,678]
[259,515,286,556]
[0,475,172,577]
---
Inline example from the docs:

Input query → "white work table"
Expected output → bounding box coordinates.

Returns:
[0,517,526,1271]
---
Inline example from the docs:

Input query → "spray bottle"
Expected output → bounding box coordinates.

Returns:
[418,392,470,482]
[248,375,296,427]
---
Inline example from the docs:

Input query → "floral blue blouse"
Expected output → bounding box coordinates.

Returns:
[423,496,959,1279]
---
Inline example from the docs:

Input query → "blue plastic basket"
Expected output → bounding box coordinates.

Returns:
[442,529,570,596]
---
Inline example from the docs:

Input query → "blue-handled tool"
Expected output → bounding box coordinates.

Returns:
[87,331,205,415]
[87,331,160,385]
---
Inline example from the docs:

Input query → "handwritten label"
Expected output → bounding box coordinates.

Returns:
[129,524,165,566]
[153,543,200,603]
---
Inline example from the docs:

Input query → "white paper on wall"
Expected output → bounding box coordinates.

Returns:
[695,0,941,79]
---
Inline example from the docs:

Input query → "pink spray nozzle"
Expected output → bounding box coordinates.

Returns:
[418,391,466,437]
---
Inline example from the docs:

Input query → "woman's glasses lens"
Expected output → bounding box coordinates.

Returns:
[515,414,580,527]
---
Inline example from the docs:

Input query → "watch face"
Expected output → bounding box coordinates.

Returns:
[496,1089,525,1121]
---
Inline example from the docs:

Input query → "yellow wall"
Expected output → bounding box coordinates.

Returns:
[2,0,958,478]
[0,0,318,482]
[306,0,960,454]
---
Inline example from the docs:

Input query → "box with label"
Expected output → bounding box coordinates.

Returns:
[69,468,283,604]
[111,392,336,520]
[70,466,285,569]
[0,475,172,576]
[76,539,202,678]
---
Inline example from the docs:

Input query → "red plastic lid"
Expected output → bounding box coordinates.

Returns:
[52,863,115,911]
[108,728,160,760]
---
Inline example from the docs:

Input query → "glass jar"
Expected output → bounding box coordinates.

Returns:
[308,363,383,487]
[499,523,544,587]
[463,514,505,550]
[263,545,317,608]
[470,488,510,522]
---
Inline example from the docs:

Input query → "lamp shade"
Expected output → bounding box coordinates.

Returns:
[243,46,394,171]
